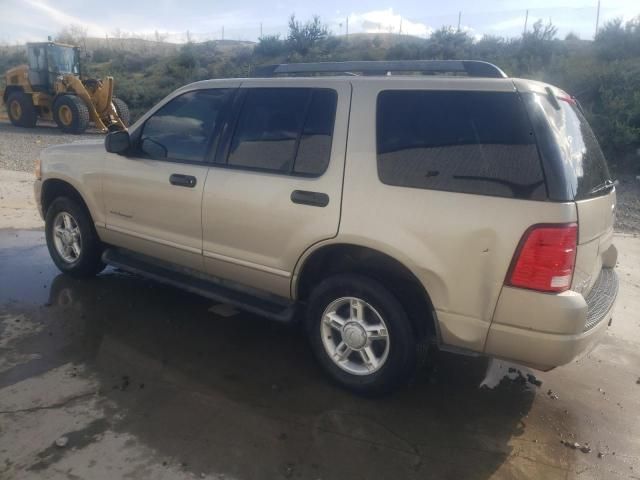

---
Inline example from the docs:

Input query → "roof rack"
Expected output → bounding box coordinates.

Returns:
[251,60,507,79]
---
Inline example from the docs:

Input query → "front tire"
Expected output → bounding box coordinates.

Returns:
[7,91,37,128]
[52,95,90,134]
[45,197,105,277]
[306,274,417,395]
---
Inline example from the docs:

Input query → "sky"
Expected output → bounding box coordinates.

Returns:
[1,0,639,44]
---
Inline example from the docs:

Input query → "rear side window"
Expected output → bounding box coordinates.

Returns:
[295,89,337,176]
[141,89,233,163]
[227,88,337,176]
[376,90,546,200]
[522,93,611,200]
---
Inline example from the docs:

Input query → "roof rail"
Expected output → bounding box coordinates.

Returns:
[251,60,507,79]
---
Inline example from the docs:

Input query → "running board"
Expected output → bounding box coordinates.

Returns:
[101,248,296,323]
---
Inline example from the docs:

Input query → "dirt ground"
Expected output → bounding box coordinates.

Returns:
[1,124,640,479]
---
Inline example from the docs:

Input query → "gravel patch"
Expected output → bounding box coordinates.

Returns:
[0,120,102,172]
[614,174,640,234]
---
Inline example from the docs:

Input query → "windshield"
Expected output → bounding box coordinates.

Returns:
[523,92,611,200]
[46,44,79,74]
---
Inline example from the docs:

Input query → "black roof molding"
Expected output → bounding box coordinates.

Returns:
[251,60,507,79]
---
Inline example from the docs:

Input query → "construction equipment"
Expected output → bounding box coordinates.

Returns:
[1,41,129,133]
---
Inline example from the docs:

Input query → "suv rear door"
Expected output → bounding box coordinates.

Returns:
[201,81,350,298]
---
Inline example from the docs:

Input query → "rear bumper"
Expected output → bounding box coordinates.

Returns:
[484,268,618,370]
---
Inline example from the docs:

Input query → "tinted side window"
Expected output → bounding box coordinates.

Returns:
[141,89,233,163]
[228,88,309,172]
[376,90,546,200]
[294,89,337,176]
[227,88,337,176]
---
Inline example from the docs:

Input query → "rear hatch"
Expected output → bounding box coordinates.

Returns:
[516,80,616,298]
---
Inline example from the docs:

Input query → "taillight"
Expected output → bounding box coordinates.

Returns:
[507,224,578,293]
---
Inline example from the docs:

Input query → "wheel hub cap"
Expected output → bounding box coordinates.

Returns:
[10,101,22,119]
[320,296,390,376]
[342,322,367,350]
[59,105,73,126]
[52,212,82,263]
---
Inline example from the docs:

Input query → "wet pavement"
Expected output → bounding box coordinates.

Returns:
[1,229,639,479]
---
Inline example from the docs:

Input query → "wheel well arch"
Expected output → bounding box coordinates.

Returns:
[3,85,25,102]
[296,243,438,341]
[41,178,92,220]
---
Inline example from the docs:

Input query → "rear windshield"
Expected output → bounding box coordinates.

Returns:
[522,92,612,200]
[376,90,547,200]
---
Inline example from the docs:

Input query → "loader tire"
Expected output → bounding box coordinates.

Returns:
[112,97,130,126]
[53,95,90,134]
[7,91,37,128]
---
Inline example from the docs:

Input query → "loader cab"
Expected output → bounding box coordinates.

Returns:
[26,42,80,91]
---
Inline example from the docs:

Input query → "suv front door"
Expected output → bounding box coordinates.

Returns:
[201,82,350,298]
[101,86,237,271]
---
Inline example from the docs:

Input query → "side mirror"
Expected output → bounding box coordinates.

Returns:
[105,130,130,154]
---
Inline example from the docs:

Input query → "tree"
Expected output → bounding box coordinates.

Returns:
[287,15,329,55]
[517,19,558,74]
[255,35,288,57]
[56,24,88,50]
[425,27,473,59]
[595,17,640,60]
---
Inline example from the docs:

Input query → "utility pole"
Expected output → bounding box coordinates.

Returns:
[595,0,601,37]
[457,11,462,32]
[346,17,349,38]
[222,26,224,41]
[260,22,263,38]
[399,18,403,35]
[523,9,529,34]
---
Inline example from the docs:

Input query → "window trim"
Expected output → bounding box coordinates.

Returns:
[128,87,237,166]
[375,88,549,201]
[213,86,338,178]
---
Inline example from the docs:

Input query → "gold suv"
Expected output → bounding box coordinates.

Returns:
[35,61,619,394]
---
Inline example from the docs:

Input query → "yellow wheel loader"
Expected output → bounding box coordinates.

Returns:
[1,41,129,134]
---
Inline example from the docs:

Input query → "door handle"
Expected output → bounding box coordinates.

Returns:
[291,190,329,207]
[170,174,197,188]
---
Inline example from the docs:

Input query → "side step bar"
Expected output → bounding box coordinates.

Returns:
[102,248,296,323]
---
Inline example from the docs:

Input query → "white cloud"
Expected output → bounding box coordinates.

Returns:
[487,16,528,32]
[346,9,433,37]
[23,0,107,37]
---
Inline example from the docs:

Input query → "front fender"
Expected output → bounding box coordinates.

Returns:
[40,141,105,227]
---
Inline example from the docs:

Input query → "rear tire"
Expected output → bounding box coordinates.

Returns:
[112,97,130,126]
[52,95,89,134]
[45,197,105,277]
[7,91,37,128]
[306,273,417,396]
